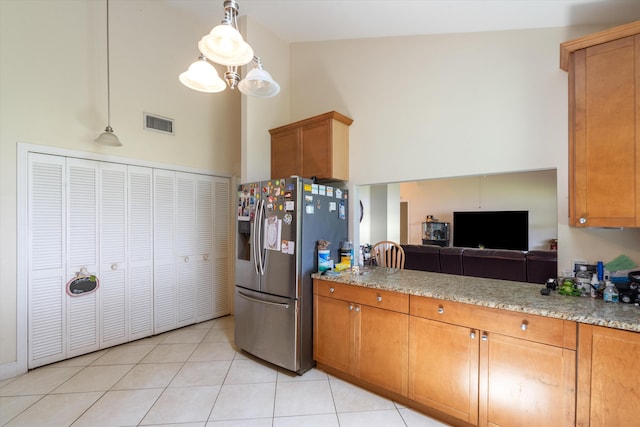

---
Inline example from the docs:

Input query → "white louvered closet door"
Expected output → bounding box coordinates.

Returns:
[213,177,231,317]
[128,166,154,340]
[99,162,127,347]
[153,169,177,333]
[66,158,100,357]
[176,172,197,327]
[28,153,66,368]
[196,175,214,322]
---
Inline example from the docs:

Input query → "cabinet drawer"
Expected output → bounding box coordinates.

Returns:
[410,296,576,349]
[314,280,409,313]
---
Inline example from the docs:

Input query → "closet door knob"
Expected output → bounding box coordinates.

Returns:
[111,264,117,271]
[184,256,189,263]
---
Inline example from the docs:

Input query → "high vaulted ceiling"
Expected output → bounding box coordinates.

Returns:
[167,0,640,43]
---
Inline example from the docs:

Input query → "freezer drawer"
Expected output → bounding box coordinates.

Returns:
[234,286,299,372]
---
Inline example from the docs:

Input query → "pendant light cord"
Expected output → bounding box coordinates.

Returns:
[106,0,112,127]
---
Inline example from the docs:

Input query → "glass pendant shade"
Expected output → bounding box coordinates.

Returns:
[198,23,254,66]
[238,66,280,98]
[179,57,226,93]
[95,126,122,146]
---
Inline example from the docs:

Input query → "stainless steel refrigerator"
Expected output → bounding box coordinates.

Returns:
[234,177,348,374]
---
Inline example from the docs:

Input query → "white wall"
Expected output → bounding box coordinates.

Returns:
[0,0,242,376]
[399,170,557,250]
[289,25,640,276]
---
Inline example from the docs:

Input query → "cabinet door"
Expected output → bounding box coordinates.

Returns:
[301,119,331,179]
[479,333,576,427]
[409,316,479,424]
[271,128,300,179]
[577,325,640,427]
[359,305,408,396]
[570,35,640,227]
[313,294,354,374]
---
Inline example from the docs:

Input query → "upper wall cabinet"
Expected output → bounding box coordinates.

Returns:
[269,111,353,181]
[561,21,640,227]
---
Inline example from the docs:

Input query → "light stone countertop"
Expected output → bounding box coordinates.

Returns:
[312,267,640,333]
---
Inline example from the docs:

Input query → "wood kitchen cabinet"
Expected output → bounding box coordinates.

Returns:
[576,324,640,427]
[313,280,409,396]
[270,111,353,181]
[410,296,576,427]
[561,22,640,227]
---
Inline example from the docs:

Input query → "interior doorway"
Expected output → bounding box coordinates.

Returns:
[400,201,409,244]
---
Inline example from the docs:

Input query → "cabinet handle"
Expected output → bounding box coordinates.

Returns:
[521,321,528,331]
[355,306,360,312]
[330,287,335,293]
[111,264,117,271]
[437,306,444,314]
[470,331,476,339]
[579,217,587,224]
[377,295,382,302]
[481,333,488,341]
[349,305,354,311]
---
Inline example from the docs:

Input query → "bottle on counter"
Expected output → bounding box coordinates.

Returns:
[603,280,619,303]
[575,265,591,297]
[590,273,600,298]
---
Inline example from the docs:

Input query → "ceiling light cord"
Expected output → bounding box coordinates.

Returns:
[95,0,122,146]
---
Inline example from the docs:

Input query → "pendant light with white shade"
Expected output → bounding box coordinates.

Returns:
[180,0,280,97]
[96,0,122,146]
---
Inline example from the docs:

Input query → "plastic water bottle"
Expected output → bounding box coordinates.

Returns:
[575,266,591,297]
[603,280,619,303]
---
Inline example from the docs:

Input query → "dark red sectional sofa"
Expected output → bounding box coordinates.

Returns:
[401,245,557,284]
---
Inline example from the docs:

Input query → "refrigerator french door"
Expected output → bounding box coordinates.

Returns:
[235,177,348,374]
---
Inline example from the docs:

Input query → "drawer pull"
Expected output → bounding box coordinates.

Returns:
[470,331,476,339]
[329,287,335,293]
[481,333,488,341]
[355,306,361,312]
[437,306,444,314]
[521,321,528,331]
[377,295,382,302]
[348,304,353,311]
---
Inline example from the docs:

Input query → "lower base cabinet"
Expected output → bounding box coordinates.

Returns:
[313,280,409,396]
[314,278,579,427]
[410,296,576,427]
[577,324,640,427]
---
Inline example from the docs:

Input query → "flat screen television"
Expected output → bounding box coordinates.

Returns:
[452,210,529,251]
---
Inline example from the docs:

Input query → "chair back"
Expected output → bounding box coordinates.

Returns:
[372,241,405,269]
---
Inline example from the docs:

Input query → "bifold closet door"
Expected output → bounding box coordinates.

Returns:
[66,158,100,358]
[213,177,231,317]
[28,153,66,367]
[128,166,154,340]
[176,172,198,327]
[153,169,177,333]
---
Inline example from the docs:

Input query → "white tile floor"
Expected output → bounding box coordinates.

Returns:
[0,316,449,427]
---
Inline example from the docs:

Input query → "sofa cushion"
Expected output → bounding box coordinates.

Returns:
[463,249,527,282]
[440,247,465,275]
[526,250,558,284]
[402,244,441,272]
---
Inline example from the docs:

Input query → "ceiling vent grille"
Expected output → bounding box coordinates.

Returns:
[144,113,174,135]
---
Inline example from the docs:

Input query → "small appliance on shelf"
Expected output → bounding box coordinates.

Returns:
[422,215,450,247]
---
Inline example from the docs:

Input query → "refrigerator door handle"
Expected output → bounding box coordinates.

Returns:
[237,291,290,309]
[256,199,266,275]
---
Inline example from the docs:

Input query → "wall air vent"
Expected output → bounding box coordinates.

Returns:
[144,113,174,135]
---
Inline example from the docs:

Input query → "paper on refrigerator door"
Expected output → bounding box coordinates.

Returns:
[264,216,282,251]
